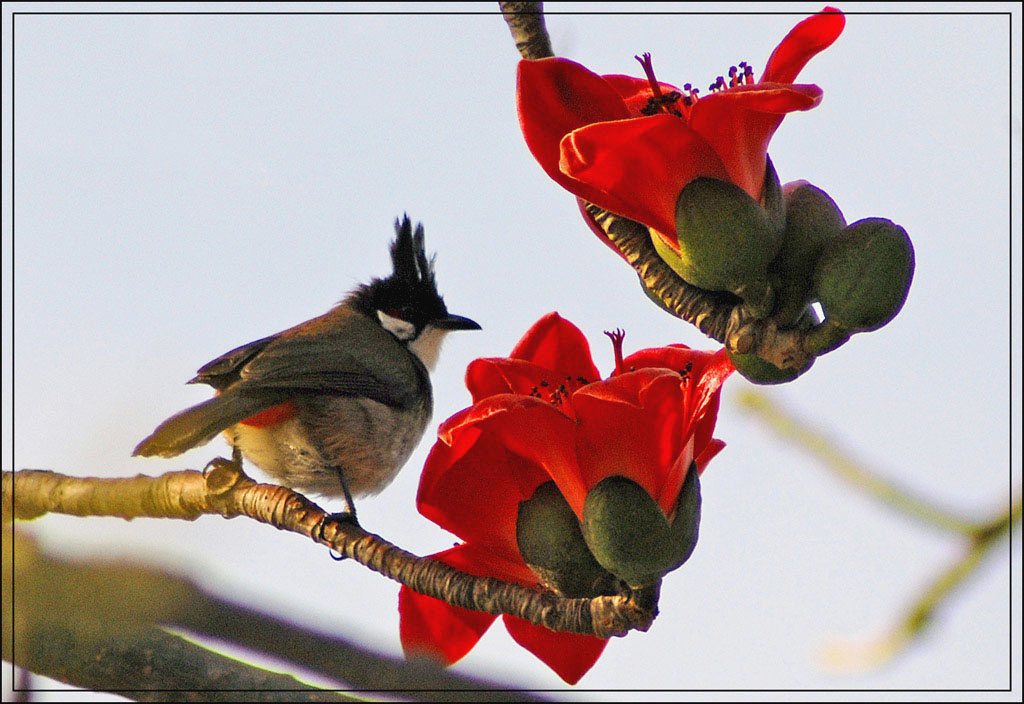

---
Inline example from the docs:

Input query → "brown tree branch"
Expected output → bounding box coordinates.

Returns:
[499,2,554,59]
[4,466,657,640]
[585,205,816,369]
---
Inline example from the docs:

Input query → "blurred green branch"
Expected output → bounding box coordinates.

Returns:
[737,390,982,535]
[738,389,1019,669]
[824,492,1019,672]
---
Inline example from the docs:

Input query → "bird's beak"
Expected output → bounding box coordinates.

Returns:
[432,313,481,331]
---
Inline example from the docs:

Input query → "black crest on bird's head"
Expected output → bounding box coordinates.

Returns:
[349,215,449,328]
[390,215,436,292]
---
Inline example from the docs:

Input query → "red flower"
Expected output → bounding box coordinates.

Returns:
[517,8,845,255]
[399,313,734,683]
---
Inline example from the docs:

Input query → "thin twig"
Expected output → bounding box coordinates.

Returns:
[3,466,656,640]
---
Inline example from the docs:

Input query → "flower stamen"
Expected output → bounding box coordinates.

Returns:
[743,62,755,85]
[711,61,756,92]
[681,83,699,112]
[605,328,626,375]
[635,52,665,102]
[636,52,685,118]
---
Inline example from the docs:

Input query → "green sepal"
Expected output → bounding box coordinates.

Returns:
[656,161,782,312]
[516,481,620,598]
[729,306,820,384]
[763,156,786,235]
[770,182,847,325]
[582,466,702,588]
[812,218,915,332]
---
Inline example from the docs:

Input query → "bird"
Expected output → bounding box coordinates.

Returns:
[133,215,480,520]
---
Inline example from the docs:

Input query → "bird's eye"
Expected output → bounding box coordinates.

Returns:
[386,307,412,321]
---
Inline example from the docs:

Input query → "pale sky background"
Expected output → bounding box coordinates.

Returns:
[3,2,1021,700]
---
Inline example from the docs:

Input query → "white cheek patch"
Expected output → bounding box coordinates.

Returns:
[377,310,417,341]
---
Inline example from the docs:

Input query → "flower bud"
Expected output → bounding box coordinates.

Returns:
[655,161,784,316]
[728,306,819,384]
[516,481,619,598]
[581,466,701,588]
[770,182,846,325]
[812,218,915,332]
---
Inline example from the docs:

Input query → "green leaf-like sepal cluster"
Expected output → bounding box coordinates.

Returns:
[657,158,785,317]
[812,218,915,333]
[650,163,915,384]
[580,466,701,588]
[516,481,620,597]
[770,182,847,325]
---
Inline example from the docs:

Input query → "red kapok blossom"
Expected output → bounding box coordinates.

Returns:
[399,313,734,684]
[517,8,845,253]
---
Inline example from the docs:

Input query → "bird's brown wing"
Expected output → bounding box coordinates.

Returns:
[234,308,428,409]
[188,333,279,390]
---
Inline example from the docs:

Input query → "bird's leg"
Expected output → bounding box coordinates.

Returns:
[327,466,359,524]
[317,468,359,561]
[231,444,243,470]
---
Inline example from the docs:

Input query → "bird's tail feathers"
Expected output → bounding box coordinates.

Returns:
[132,392,276,458]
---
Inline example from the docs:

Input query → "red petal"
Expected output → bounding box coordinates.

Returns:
[601,73,681,117]
[517,58,636,210]
[686,347,735,422]
[611,346,733,503]
[398,544,502,666]
[684,348,733,465]
[573,366,679,408]
[418,424,552,562]
[435,394,589,519]
[657,436,695,514]
[619,345,700,376]
[509,312,602,384]
[466,357,593,418]
[466,358,559,402]
[695,438,726,474]
[572,371,686,515]
[559,114,730,240]
[688,85,821,201]
[503,614,608,684]
[465,358,521,401]
[709,83,823,113]
[690,388,722,465]
[762,7,846,85]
